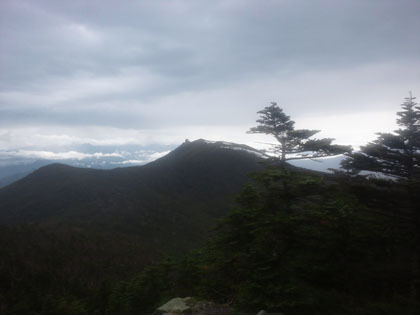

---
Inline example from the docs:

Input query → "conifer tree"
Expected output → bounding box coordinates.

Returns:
[248,102,350,163]
[343,93,420,179]
[342,92,420,300]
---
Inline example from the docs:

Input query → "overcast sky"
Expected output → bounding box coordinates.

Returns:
[1,0,419,162]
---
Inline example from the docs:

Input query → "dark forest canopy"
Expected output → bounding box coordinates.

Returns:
[100,167,420,315]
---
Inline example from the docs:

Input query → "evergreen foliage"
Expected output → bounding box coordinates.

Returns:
[341,93,420,300]
[103,168,419,314]
[343,93,420,179]
[2,165,419,314]
[248,102,351,162]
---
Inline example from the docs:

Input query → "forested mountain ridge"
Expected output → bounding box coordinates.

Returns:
[1,137,419,314]
[0,139,264,225]
[0,139,270,314]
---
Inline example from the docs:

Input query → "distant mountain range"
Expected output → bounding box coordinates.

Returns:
[0,140,344,188]
[0,143,174,188]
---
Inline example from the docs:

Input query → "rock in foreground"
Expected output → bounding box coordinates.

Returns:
[155,297,233,315]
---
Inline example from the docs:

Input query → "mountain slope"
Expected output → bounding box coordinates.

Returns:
[0,139,266,268]
[0,139,265,225]
[0,139,268,311]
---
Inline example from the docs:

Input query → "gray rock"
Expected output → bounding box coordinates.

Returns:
[256,310,284,315]
[155,297,194,314]
[155,297,233,315]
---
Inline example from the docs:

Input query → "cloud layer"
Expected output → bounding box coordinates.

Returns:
[1,0,419,161]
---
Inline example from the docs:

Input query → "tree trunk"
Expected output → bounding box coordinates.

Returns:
[281,139,286,162]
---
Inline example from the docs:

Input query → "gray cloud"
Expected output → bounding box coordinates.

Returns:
[3,0,419,89]
[1,0,419,158]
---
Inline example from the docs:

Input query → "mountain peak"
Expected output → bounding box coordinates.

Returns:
[176,138,269,160]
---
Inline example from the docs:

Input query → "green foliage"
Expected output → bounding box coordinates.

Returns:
[104,168,419,314]
[41,296,89,315]
[248,103,296,136]
[248,102,351,161]
[2,139,419,314]
[341,93,420,301]
[344,93,420,179]
[106,255,204,315]
[198,170,386,312]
